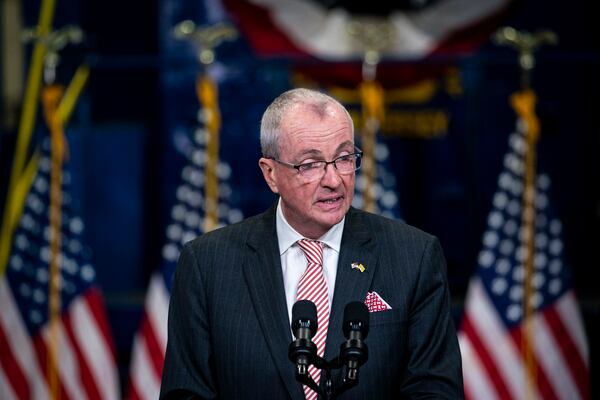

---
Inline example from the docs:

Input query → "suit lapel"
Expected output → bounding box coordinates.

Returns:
[324,208,377,361]
[243,205,303,400]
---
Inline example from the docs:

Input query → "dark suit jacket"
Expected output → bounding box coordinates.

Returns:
[160,205,463,399]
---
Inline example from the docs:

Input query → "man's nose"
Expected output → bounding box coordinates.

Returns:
[320,162,342,186]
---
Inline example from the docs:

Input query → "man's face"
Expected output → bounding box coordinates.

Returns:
[259,103,355,239]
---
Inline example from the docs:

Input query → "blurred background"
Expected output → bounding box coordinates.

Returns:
[1,0,598,399]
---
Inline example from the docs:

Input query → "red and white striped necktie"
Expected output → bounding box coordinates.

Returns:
[296,239,329,400]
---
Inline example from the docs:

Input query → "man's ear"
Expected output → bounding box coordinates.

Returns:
[259,158,279,193]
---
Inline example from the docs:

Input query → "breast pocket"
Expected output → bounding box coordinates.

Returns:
[366,309,406,354]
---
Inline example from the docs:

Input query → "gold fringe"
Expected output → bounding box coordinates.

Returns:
[511,89,540,399]
[359,81,385,213]
[197,76,221,232]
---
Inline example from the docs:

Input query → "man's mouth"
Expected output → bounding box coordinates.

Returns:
[318,196,343,205]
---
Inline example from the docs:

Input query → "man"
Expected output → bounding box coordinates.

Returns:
[160,88,463,399]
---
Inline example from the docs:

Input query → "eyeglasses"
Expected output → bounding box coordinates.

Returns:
[271,147,363,182]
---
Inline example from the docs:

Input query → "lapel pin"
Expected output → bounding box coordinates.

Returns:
[351,262,365,273]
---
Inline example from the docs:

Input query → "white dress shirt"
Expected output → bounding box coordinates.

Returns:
[276,198,344,324]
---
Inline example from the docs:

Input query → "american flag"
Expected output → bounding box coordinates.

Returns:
[353,138,402,219]
[128,106,244,400]
[458,124,590,399]
[0,138,120,400]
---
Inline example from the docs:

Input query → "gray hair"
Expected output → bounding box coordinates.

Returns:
[260,88,353,158]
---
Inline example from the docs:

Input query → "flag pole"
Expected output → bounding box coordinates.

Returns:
[172,21,237,232]
[494,26,557,399]
[32,24,87,400]
[348,18,393,213]
[0,0,56,278]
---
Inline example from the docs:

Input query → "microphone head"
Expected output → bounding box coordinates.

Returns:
[291,300,318,335]
[343,301,369,339]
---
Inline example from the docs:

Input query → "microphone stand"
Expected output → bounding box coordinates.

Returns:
[294,354,362,400]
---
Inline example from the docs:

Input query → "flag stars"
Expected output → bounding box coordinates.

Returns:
[510,285,523,301]
[217,163,232,180]
[172,204,186,221]
[10,255,23,271]
[62,280,76,295]
[534,253,547,269]
[162,243,179,262]
[537,174,550,191]
[20,283,32,298]
[227,209,243,224]
[81,264,95,282]
[33,288,46,304]
[167,224,183,241]
[194,128,208,144]
[62,257,78,275]
[219,183,232,198]
[186,191,204,208]
[488,211,503,229]
[549,239,563,256]
[509,180,523,197]
[535,233,548,249]
[530,292,543,309]
[30,309,42,325]
[483,231,499,248]
[503,219,518,236]
[507,200,521,217]
[513,265,525,282]
[549,279,562,295]
[509,133,526,155]
[498,173,513,191]
[192,149,207,166]
[536,193,548,209]
[507,304,522,321]
[532,273,545,289]
[493,192,509,210]
[499,239,514,256]
[181,231,196,245]
[550,219,562,235]
[39,157,51,172]
[21,213,37,231]
[536,213,548,228]
[69,217,84,235]
[375,142,389,160]
[34,176,49,193]
[381,191,398,209]
[478,250,495,268]
[495,258,511,275]
[27,193,45,214]
[549,259,562,275]
[36,268,49,283]
[14,234,29,251]
[68,239,82,254]
[184,211,201,229]
[491,278,508,295]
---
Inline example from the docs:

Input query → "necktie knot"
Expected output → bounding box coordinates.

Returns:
[297,239,324,266]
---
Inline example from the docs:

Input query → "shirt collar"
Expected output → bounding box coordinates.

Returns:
[276,197,345,255]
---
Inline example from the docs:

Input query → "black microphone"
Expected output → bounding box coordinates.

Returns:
[340,301,369,381]
[289,300,318,376]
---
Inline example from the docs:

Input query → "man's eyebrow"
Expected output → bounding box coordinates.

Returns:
[335,141,355,153]
[295,141,355,160]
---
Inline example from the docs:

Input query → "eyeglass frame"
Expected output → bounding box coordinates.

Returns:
[268,147,363,179]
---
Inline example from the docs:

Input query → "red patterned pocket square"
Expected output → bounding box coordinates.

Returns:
[364,291,392,313]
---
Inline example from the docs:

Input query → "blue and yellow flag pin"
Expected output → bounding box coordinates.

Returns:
[351,262,365,273]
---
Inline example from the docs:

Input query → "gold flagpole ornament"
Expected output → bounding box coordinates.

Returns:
[347,18,394,213]
[493,26,557,90]
[172,21,237,232]
[494,25,557,400]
